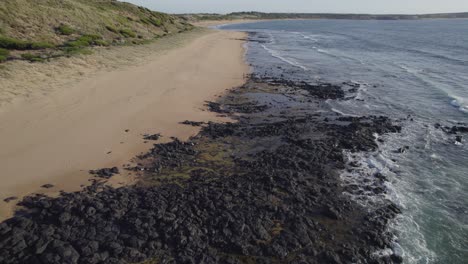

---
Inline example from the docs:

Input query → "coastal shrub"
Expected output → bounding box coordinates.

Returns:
[119,29,136,38]
[93,39,110,46]
[56,24,75,35]
[30,41,55,50]
[139,17,151,25]
[82,34,102,42]
[21,53,45,62]
[0,36,54,50]
[66,34,102,47]
[0,36,29,50]
[0,48,9,62]
[105,25,119,33]
[66,39,89,48]
[140,17,162,27]
[151,18,162,26]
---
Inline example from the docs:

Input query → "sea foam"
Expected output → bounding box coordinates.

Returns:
[260,44,308,70]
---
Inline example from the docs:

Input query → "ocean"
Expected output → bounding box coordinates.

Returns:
[220,19,468,264]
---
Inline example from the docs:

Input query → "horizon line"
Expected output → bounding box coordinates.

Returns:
[176,11,468,16]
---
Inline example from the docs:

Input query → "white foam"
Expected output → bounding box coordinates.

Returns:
[398,64,424,74]
[450,96,468,113]
[299,33,319,42]
[316,48,330,54]
[330,108,360,117]
[260,44,308,71]
[267,32,276,45]
[337,122,440,262]
[339,149,398,208]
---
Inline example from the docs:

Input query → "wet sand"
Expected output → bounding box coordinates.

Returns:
[0,29,248,221]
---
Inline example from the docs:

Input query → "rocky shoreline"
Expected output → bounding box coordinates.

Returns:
[0,76,403,263]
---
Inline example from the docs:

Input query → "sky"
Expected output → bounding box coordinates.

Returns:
[124,0,468,14]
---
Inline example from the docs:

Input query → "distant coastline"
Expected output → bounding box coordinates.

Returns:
[180,11,468,22]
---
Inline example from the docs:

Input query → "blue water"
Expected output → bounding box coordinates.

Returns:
[221,20,468,263]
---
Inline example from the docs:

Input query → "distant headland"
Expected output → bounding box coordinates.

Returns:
[180,11,468,21]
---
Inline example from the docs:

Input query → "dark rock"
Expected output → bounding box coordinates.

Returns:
[35,239,51,254]
[0,75,402,264]
[3,197,18,203]
[181,120,205,126]
[451,126,468,134]
[41,184,54,189]
[143,133,161,141]
[89,167,119,179]
[391,254,404,263]
[395,146,409,153]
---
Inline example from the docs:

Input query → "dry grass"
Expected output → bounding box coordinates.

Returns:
[0,0,194,62]
[0,0,191,43]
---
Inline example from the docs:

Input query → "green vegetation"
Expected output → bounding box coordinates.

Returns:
[119,29,136,38]
[0,0,194,63]
[0,36,31,50]
[140,17,162,27]
[0,36,54,50]
[93,39,110,46]
[30,41,54,50]
[56,24,75,35]
[66,34,102,48]
[21,53,45,62]
[105,25,119,34]
[0,48,9,62]
[63,46,93,56]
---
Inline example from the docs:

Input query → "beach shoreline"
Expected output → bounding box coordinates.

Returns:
[0,25,406,264]
[0,28,248,221]
[0,72,404,264]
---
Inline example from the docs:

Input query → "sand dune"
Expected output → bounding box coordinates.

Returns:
[0,29,248,221]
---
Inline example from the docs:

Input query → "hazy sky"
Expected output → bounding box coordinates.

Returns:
[124,0,468,14]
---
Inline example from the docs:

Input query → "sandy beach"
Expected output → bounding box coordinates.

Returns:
[0,29,248,221]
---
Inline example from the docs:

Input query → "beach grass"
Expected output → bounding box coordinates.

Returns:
[119,29,137,38]
[56,24,75,35]
[0,48,8,62]
[21,53,45,62]
[0,0,194,63]
[0,36,54,50]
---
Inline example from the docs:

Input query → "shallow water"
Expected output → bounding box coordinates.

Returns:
[221,19,468,263]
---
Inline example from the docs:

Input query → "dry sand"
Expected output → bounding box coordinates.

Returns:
[0,29,248,221]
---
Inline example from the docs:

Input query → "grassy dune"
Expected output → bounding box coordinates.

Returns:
[0,0,193,62]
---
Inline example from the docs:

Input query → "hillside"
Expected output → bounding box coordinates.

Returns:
[181,11,468,22]
[0,0,193,63]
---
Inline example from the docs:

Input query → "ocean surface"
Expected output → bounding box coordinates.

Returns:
[220,19,468,263]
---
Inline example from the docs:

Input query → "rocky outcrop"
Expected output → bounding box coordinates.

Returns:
[0,77,402,263]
